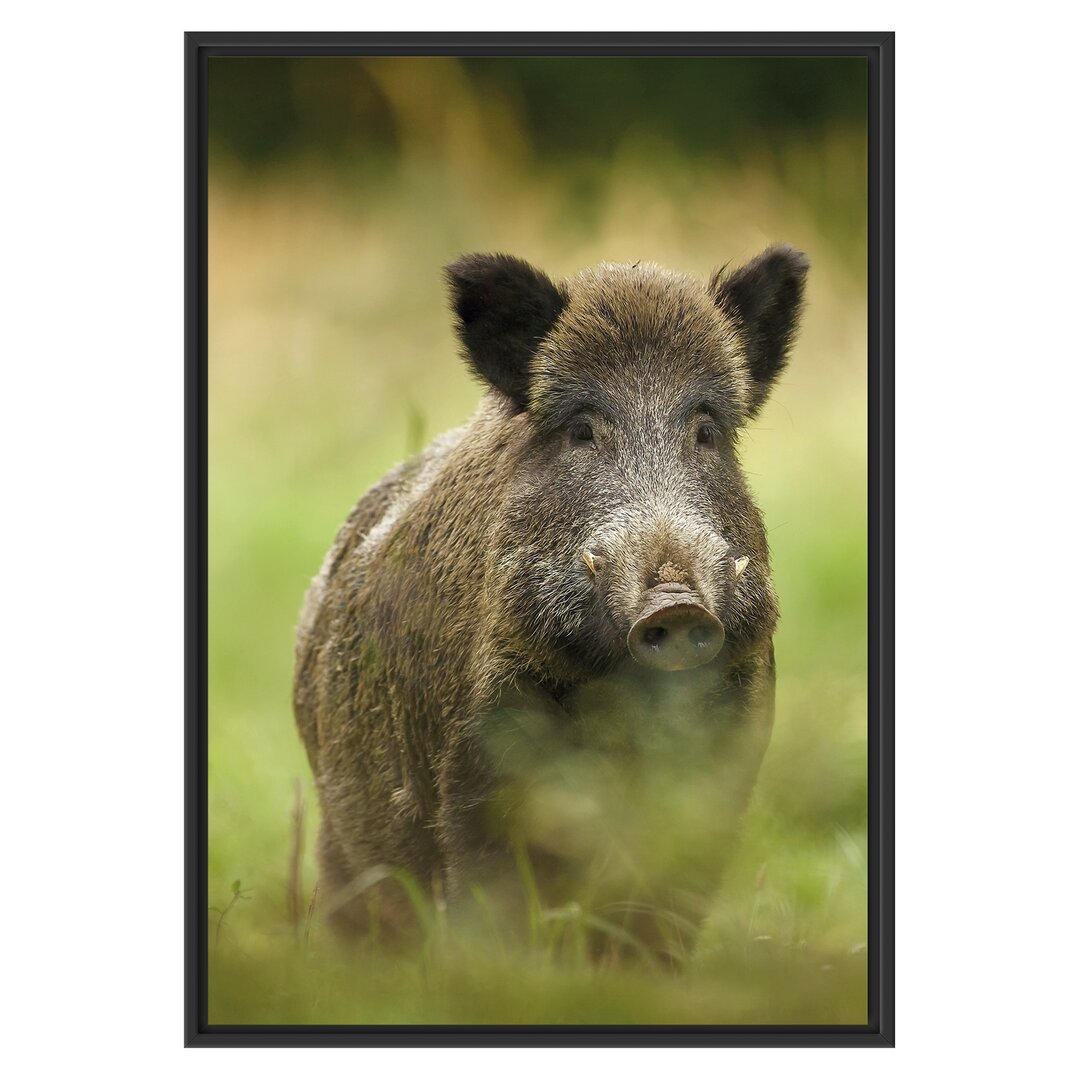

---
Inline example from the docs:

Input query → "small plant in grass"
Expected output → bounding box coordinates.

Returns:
[209,879,253,948]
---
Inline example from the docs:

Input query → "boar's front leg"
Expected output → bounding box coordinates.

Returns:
[435,679,579,934]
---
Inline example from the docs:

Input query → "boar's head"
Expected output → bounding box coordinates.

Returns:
[445,248,807,685]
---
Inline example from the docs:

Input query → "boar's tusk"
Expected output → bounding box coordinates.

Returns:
[733,556,750,579]
[582,549,597,576]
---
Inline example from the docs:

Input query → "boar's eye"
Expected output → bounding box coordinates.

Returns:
[696,423,716,446]
[568,421,595,445]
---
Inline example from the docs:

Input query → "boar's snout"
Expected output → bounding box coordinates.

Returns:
[627,586,724,672]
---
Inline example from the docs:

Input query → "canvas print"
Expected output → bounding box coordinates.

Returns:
[206,54,871,1026]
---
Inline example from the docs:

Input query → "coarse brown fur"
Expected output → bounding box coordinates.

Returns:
[294,248,808,951]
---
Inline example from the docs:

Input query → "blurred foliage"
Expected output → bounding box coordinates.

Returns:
[210,57,866,165]
[210,57,867,263]
[206,55,868,1027]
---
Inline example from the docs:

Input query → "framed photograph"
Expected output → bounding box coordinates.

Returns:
[186,32,893,1047]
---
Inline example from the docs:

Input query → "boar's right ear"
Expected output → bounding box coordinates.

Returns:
[445,253,566,410]
[712,245,809,418]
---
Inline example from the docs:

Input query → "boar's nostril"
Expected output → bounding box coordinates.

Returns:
[627,602,725,672]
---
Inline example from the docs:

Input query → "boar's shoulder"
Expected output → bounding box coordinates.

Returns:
[297,426,466,644]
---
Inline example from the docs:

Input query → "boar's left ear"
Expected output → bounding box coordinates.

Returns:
[445,253,566,410]
[711,245,809,418]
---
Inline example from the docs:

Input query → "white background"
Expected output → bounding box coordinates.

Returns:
[3,3,1076,1074]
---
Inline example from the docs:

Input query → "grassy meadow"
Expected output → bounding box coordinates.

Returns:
[206,57,869,1026]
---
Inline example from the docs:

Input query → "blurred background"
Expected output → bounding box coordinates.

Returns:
[207,56,868,1025]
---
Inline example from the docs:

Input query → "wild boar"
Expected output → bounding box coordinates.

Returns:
[293,247,808,952]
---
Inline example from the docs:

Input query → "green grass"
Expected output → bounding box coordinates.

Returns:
[206,796,867,1025]
[206,123,868,1026]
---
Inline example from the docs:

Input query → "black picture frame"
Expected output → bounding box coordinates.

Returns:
[185,31,894,1048]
